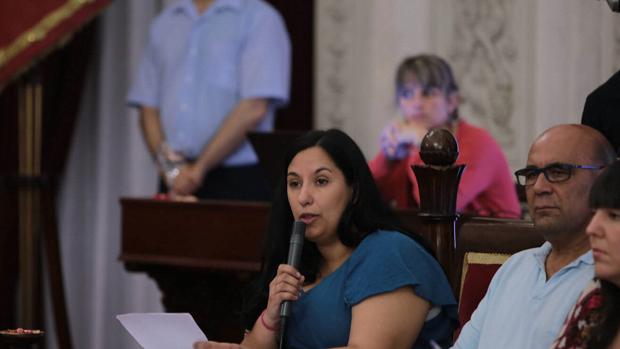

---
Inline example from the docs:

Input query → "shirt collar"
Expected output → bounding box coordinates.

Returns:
[211,0,242,11]
[172,0,241,16]
[533,241,594,272]
[532,241,552,268]
[171,0,194,15]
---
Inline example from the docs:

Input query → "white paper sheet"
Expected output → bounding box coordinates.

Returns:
[117,313,208,349]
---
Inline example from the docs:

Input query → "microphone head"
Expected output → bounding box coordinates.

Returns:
[290,221,306,242]
[280,221,307,320]
[286,221,306,267]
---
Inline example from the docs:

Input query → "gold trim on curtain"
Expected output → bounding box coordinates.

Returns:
[0,0,92,67]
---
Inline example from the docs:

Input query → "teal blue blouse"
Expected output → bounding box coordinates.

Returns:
[285,230,457,349]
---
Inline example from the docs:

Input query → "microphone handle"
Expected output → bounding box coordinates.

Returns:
[279,239,303,317]
[278,221,305,348]
[280,222,305,318]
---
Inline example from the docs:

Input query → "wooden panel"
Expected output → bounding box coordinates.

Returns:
[120,199,271,272]
[267,0,314,131]
[456,217,543,254]
[120,200,433,270]
[119,200,542,283]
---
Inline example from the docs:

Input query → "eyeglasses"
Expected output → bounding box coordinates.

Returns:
[397,86,440,99]
[514,163,606,186]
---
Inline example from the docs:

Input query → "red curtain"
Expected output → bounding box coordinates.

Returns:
[0,2,108,344]
[0,0,111,85]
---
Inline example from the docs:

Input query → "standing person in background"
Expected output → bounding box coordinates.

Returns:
[128,0,291,200]
[369,54,520,218]
[581,69,620,156]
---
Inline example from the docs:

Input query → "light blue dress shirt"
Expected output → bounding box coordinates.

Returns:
[451,242,594,349]
[127,0,291,165]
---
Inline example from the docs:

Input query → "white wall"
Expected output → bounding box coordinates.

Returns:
[315,0,620,170]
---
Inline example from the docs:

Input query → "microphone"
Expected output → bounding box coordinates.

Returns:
[278,221,306,348]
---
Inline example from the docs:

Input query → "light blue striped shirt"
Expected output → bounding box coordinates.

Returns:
[452,242,594,349]
[127,0,290,164]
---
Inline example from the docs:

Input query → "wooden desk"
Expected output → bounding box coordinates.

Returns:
[120,198,270,271]
[120,198,270,341]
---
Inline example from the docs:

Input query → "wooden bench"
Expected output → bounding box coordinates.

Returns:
[454,217,543,330]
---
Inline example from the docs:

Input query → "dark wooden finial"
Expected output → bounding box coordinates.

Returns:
[419,128,459,166]
[412,128,464,290]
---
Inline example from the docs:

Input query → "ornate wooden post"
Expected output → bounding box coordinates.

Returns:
[17,71,43,330]
[412,129,465,291]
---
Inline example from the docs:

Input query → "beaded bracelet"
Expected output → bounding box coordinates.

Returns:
[260,310,278,332]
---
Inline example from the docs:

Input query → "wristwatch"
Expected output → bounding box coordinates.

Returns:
[155,143,186,189]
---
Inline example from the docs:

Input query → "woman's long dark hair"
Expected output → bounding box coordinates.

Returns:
[242,129,431,328]
[587,160,620,349]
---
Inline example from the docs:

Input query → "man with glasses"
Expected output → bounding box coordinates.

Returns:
[452,124,616,349]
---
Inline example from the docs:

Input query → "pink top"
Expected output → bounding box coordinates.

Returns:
[369,120,521,218]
